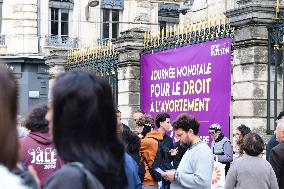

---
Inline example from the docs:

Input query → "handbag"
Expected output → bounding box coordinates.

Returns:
[211,156,226,189]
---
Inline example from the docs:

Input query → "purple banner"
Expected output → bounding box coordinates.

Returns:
[141,38,232,144]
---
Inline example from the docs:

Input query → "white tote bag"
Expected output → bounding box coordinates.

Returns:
[211,157,226,189]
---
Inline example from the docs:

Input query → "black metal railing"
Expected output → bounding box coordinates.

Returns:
[66,42,119,104]
[267,1,284,133]
[143,15,234,53]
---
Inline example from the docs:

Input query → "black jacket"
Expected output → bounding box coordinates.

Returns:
[122,124,130,131]
[172,142,187,169]
[159,135,174,170]
[266,134,279,161]
[270,141,284,189]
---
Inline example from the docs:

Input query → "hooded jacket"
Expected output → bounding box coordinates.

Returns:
[140,130,163,186]
[0,164,29,189]
[20,132,64,188]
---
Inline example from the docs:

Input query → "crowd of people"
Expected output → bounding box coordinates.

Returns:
[0,66,284,189]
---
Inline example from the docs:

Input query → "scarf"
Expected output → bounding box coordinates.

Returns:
[215,132,224,143]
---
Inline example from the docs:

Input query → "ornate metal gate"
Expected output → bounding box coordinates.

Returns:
[267,0,284,133]
[66,42,119,104]
[143,15,233,53]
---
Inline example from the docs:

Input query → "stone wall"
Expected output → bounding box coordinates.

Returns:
[226,0,283,142]
[4,0,39,54]
[45,48,67,95]
[114,28,145,129]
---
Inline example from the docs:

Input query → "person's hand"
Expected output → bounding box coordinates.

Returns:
[161,170,175,182]
[28,165,40,187]
[169,148,178,156]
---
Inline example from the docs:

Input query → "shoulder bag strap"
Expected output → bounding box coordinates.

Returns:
[69,162,105,189]
[141,154,157,180]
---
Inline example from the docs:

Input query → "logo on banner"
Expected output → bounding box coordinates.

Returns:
[211,44,230,57]
[28,147,57,169]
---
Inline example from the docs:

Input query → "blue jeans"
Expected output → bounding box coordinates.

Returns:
[142,186,158,189]
[160,179,170,189]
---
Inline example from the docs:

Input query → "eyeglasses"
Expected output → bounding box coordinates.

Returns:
[208,131,215,135]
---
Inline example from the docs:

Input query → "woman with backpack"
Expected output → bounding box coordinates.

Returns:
[45,71,128,189]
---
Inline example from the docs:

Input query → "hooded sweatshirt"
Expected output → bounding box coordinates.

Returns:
[20,132,64,188]
[0,164,29,189]
[140,130,163,186]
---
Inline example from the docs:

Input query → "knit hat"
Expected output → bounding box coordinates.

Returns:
[209,123,222,131]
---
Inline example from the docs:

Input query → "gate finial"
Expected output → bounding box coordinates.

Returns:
[213,14,217,27]
[276,0,280,19]
[142,13,233,52]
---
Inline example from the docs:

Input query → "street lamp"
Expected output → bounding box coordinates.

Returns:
[88,0,99,7]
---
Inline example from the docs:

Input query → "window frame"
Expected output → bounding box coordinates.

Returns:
[49,7,70,37]
[101,9,121,40]
[158,3,180,36]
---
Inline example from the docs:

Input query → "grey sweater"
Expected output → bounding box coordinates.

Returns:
[225,154,279,189]
[170,141,214,189]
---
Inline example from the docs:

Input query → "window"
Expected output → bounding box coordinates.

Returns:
[158,3,180,36]
[50,8,69,37]
[102,9,120,39]
[48,0,74,46]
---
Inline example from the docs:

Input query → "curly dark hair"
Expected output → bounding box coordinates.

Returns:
[173,114,200,135]
[236,124,251,154]
[121,130,140,154]
[24,103,48,133]
[243,133,264,156]
[136,114,154,137]
[237,124,251,137]
[136,114,154,128]
[155,113,170,128]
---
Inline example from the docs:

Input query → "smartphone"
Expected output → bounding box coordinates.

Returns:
[154,167,165,174]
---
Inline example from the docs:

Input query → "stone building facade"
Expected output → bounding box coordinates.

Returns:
[0,0,282,143]
[116,0,284,145]
[0,0,185,114]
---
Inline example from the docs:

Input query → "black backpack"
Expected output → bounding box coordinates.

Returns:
[140,137,164,182]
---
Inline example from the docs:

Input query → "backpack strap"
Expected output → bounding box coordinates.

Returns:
[140,154,158,180]
[147,137,161,142]
[69,162,105,189]
[141,137,163,182]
